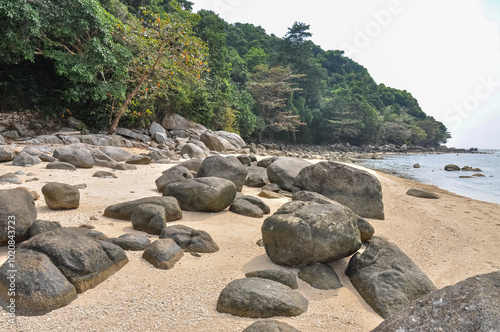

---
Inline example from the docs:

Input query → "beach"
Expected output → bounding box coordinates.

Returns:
[1,149,500,332]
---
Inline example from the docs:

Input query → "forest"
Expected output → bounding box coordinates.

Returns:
[0,0,450,146]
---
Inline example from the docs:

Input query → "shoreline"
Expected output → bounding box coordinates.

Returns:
[1,146,499,331]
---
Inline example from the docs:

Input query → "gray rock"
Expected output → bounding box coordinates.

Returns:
[131,204,166,235]
[126,155,151,165]
[162,112,206,131]
[39,154,58,162]
[197,155,248,192]
[53,146,94,168]
[92,171,117,178]
[13,123,35,137]
[12,152,41,166]
[113,163,137,171]
[243,320,301,332]
[230,198,264,218]
[0,188,37,244]
[240,196,271,214]
[86,148,119,169]
[0,135,4,145]
[262,183,281,193]
[406,188,440,199]
[0,145,16,162]
[142,239,184,270]
[257,156,279,168]
[444,164,461,171]
[293,162,385,220]
[29,220,62,237]
[267,157,312,191]
[201,130,227,152]
[19,227,128,293]
[104,196,182,222]
[42,183,80,210]
[357,217,375,243]
[0,172,21,184]
[345,237,437,318]
[160,225,219,253]
[115,127,151,143]
[155,166,193,192]
[216,278,308,318]
[66,116,84,130]
[215,131,246,149]
[164,177,237,212]
[0,249,77,316]
[262,201,361,267]
[1,130,19,139]
[108,234,151,251]
[237,154,253,166]
[245,270,298,289]
[372,271,500,332]
[176,159,204,174]
[46,162,77,171]
[149,122,168,142]
[245,166,269,187]
[100,146,133,162]
[298,263,342,290]
[180,142,206,159]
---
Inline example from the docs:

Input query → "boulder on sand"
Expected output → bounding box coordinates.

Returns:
[104,197,182,222]
[197,155,248,192]
[0,188,37,244]
[41,182,80,210]
[267,157,312,191]
[142,239,184,270]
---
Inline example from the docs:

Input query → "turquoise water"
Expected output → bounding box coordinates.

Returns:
[358,150,500,204]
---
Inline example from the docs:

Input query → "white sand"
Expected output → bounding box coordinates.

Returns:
[1,148,499,331]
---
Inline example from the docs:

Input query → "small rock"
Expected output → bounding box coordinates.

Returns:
[46,162,77,171]
[413,163,421,168]
[259,190,282,199]
[108,234,151,251]
[142,239,184,270]
[0,172,22,184]
[243,320,301,332]
[298,263,342,290]
[41,182,80,210]
[93,171,117,178]
[444,164,460,171]
[126,155,152,165]
[30,220,62,237]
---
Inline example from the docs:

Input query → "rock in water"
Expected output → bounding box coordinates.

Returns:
[262,201,361,267]
[345,237,436,318]
[406,188,440,199]
[19,227,128,293]
[104,197,182,222]
[267,157,312,191]
[444,164,460,171]
[372,271,500,332]
[163,177,236,212]
[42,182,80,210]
[197,155,248,192]
[243,320,301,332]
[0,188,37,244]
[293,161,385,220]
[298,263,342,290]
[142,239,184,270]
[216,278,308,318]
[0,249,78,316]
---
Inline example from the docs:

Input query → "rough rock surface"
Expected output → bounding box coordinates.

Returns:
[180,143,206,159]
[12,152,41,166]
[42,182,80,210]
[298,263,342,290]
[125,155,151,165]
[267,157,312,191]
[100,146,133,162]
[262,201,361,266]
[0,188,37,244]
[29,220,62,237]
[197,155,248,192]
[160,225,219,253]
[216,278,308,318]
[293,162,385,220]
[108,234,151,251]
[53,146,94,168]
[0,249,78,316]
[0,172,21,184]
[131,204,167,235]
[372,271,500,332]
[245,166,269,187]
[345,236,437,318]
[142,239,184,270]
[104,197,182,222]
[243,320,301,332]
[0,145,16,162]
[19,227,128,293]
[155,166,193,192]
[163,177,236,212]
[245,270,298,290]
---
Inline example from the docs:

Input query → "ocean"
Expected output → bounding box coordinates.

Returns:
[358,150,500,204]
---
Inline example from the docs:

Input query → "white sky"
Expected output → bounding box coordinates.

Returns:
[192,0,500,149]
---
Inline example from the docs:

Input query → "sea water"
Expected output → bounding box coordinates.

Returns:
[358,150,500,204]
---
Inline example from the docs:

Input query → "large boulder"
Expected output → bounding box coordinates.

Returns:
[245,166,269,188]
[155,166,193,192]
[12,152,41,166]
[104,197,182,222]
[19,227,128,293]
[345,237,437,318]
[42,183,80,210]
[162,112,206,131]
[267,157,312,191]
[176,159,204,174]
[262,201,361,267]
[164,177,237,212]
[100,146,133,162]
[0,249,78,316]
[180,143,206,159]
[197,155,248,192]
[142,239,184,270]
[372,271,500,332]
[0,188,37,244]
[245,270,298,290]
[200,130,227,152]
[160,225,219,253]
[53,146,94,168]
[293,162,385,220]
[149,122,168,142]
[0,145,16,162]
[216,278,308,318]
[131,204,167,235]
[215,131,246,150]
[115,127,150,143]
[29,220,62,237]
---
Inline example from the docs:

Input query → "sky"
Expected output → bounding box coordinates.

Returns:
[191,0,500,149]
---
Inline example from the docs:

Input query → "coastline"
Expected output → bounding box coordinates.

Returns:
[1,148,499,331]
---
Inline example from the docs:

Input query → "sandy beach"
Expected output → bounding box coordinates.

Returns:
[1,148,499,332]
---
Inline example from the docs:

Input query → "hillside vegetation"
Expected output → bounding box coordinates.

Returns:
[0,0,450,146]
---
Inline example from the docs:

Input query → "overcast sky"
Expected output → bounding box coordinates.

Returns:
[192,0,500,149]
